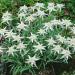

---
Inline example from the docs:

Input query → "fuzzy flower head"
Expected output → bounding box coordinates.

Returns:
[60,49,71,61]
[19,5,28,13]
[46,37,56,46]
[26,55,39,67]
[50,19,61,26]
[33,43,45,54]
[16,42,27,53]
[56,34,66,43]
[37,29,46,35]
[47,3,56,13]
[52,45,62,54]
[56,4,64,11]
[36,10,46,19]
[17,21,28,31]
[7,46,18,56]
[12,35,23,42]
[67,38,75,47]
[27,33,37,43]
[43,22,53,31]
[5,30,16,39]
[61,19,72,28]
[35,2,45,9]
[2,11,12,24]
[25,15,36,24]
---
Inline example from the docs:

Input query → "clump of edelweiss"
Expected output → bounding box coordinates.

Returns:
[0,2,75,74]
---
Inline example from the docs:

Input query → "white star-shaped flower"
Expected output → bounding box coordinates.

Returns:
[43,22,53,31]
[25,15,36,24]
[56,4,64,11]
[50,19,61,26]
[67,38,75,47]
[19,5,28,13]
[61,19,72,28]
[35,2,45,9]
[52,45,62,54]
[7,46,18,56]
[47,3,56,14]
[16,42,27,52]
[33,43,45,54]
[17,21,28,31]
[2,11,12,23]
[5,30,16,38]
[46,37,56,46]
[37,10,46,19]
[12,35,23,42]
[60,49,71,61]
[37,29,46,35]
[27,33,37,43]
[26,55,39,67]
[56,34,66,43]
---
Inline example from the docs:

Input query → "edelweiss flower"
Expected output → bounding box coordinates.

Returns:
[43,22,53,31]
[19,5,28,13]
[2,11,12,24]
[18,12,27,21]
[12,35,23,42]
[27,33,37,43]
[56,34,66,43]
[25,15,36,24]
[46,37,56,46]
[67,38,75,47]
[26,55,39,67]
[37,10,46,19]
[33,43,45,54]
[61,49,71,61]
[16,42,26,52]
[17,21,28,31]
[37,29,46,35]
[35,2,44,9]
[47,3,56,13]
[7,46,18,56]
[50,19,61,26]
[61,19,72,28]
[56,4,64,11]
[5,30,16,38]
[52,45,62,54]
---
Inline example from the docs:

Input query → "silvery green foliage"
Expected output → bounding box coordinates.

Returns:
[0,2,75,75]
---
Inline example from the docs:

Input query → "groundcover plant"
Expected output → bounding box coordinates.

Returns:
[0,2,75,75]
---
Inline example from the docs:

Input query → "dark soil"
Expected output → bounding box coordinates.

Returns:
[1,59,75,75]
